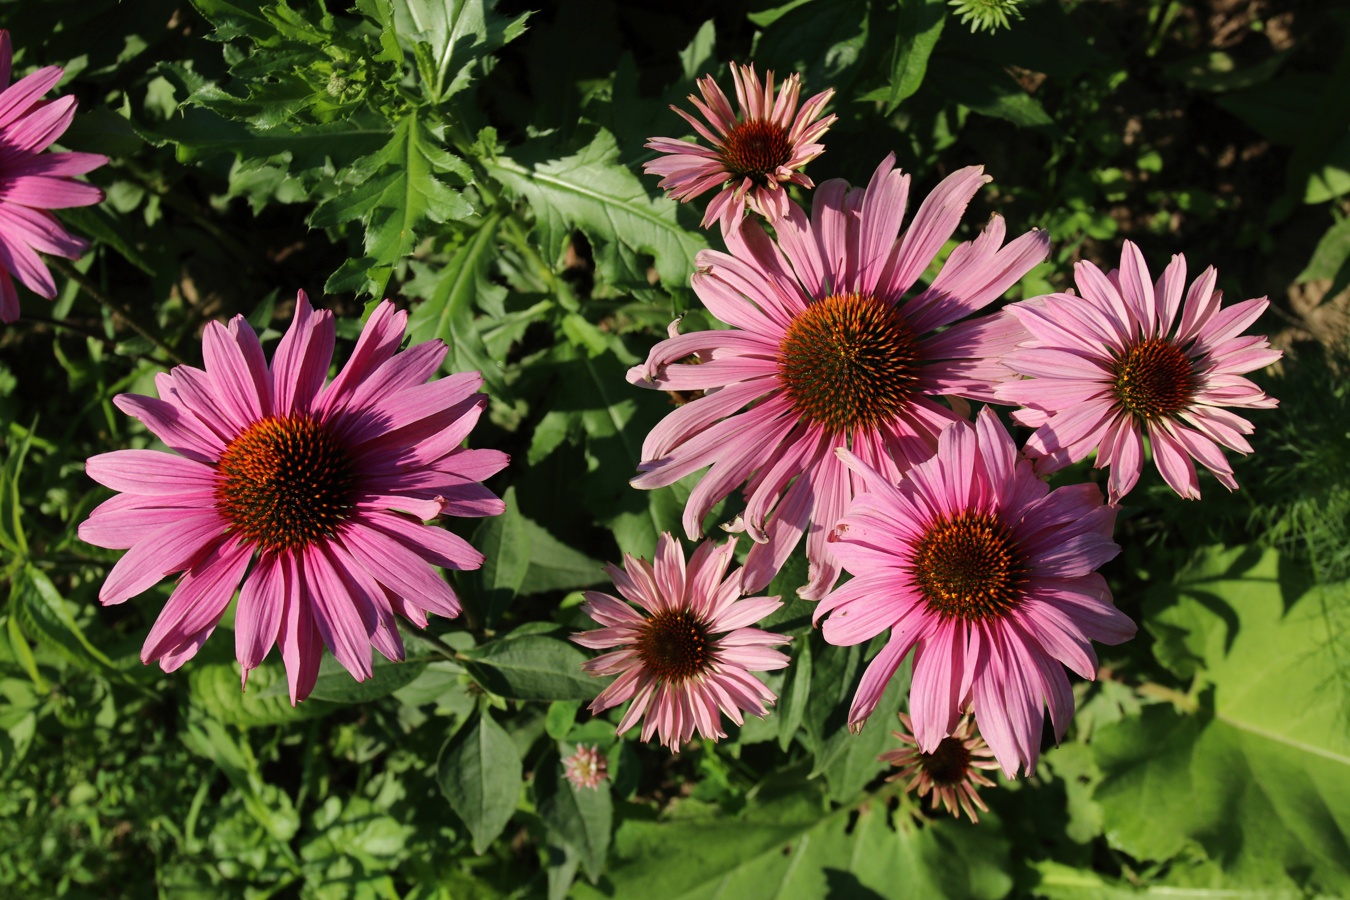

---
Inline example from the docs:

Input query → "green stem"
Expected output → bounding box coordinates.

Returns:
[49,259,188,367]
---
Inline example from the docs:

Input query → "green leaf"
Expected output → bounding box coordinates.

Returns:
[534,749,612,882]
[580,780,1010,900]
[753,0,870,96]
[305,655,430,703]
[928,56,1058,132]
[482,128,707,291]
[880,0,946,112]
[12,566,118,676]
[309,112,474,297]
[678,20,716,81]
[468,486,528,627]
[391,0,530,102]
[1097,547,1350,893]
[181,716,300,844]
[811,660,906,803]
[1297,215,1350,301]
[777,636,812,752]
[189,658,334,726]
[545,700,580,740]
[518,517,606,596]
[462,633,600,701]
[406,212,508,394]
[437,709,522,854]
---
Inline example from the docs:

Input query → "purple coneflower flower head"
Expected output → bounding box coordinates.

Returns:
[563,744,608,790]
[629,154,1049,600]
[0,29,108,323]
[882,712,998,823]
[572,534,790,752]
[998,241,1281,503]
[79,292,507,702]
[815,408,1136,777]
[643,62,836,232]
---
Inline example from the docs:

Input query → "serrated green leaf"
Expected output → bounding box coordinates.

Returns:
[482,128,707,290]
[534,749,612,882]
[392,0,531,102]
[437,709,522,854]
[405,212,509,395]
[1097,547,1350,893]
[462,633,599,701]
[309,113,473,297]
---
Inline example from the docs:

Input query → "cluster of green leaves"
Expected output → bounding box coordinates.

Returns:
[0,0,1345,897]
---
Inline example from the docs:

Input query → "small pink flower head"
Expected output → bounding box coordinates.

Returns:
[79,292,508,702]
[882,712,998,823]
[815,408,1136,778]
[563,744,608,790]
[998,241,1281,503]
[629,154,1049,600]
[572,534,791,752]
[0,29,108,323]
[643,62,836,233]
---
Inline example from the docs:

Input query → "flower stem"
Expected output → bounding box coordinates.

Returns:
[49,258,188,367]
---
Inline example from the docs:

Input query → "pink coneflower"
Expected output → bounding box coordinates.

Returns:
[572,534,790,752]
[79,292,507,702]
[563,744,608,790]
[644,62,836,232]
[629,154,1049,599]
[0,30,107,323]
[815,408,1136,777]
[998,241,1280,503]
[882,712,998,823]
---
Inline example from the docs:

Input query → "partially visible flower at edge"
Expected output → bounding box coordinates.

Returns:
[572,533,791,752]
[643,62,836,233]
[882,712,998,823]
[997,240,1281,503]
[0,29,108,323]
[629,153,1049,600]
[814,408,1136,777]
[79,292,508,702]
[563,744,609,790]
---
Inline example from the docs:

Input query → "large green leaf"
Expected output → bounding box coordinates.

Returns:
[534,748,612,883]
[574,780,1010,900]
[482,128,707,291]
[877,0,946,112]
[305,655,429,703]
[462,633,600,701]
[437,710,523,854]
[1095,547,1350,893]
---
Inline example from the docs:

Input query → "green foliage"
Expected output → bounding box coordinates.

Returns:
[0,0,1341,895]
[437,710,523,855]
[578,780,1011,899]
[1097,547,1350,894]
